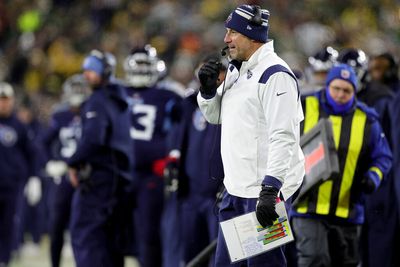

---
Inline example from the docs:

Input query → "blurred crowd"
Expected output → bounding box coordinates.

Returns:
[0,0,399,122]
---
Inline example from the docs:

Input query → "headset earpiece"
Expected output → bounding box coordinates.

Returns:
[100,52,112,79]
[90,49,112,79]
[250,5,262,26]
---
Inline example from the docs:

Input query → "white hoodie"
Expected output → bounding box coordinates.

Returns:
[197,41,305,200]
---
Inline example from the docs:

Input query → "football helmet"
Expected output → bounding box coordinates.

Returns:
[123,44,161,87]
[62,74,90,107]
[308,46,339,72]
[337,48,368,84]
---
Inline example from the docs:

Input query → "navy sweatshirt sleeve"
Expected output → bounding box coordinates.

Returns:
[67,99,108,167]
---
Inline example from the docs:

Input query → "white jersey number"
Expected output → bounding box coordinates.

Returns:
[59,127,80,158]
[130,104,157,141]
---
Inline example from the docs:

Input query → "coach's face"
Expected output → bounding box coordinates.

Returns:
[0,96,14,118]
[224,28,254,61]
[83,70,102,87]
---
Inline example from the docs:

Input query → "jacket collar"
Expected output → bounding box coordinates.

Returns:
[240,40,274,72]
[319,89,356,116]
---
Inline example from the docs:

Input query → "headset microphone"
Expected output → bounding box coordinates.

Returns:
[221,46,229,57]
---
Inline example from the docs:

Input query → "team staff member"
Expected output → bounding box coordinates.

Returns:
[67,50,133,267]
[0,82,39,266]
[197,5,305,266]
[291,64,392,267]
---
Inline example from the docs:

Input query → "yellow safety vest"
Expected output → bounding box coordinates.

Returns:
[296,96,375,219]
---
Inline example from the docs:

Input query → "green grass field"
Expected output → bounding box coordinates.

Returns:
[9,236,139,267]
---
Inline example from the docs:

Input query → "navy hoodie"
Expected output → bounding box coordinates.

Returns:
[67,83,133,181]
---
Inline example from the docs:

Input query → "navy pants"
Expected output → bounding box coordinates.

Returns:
[16,190,45,247]
[134,172,164,267]
[215,192,286,267]
[11,183,25,252]
[361,172,400,267]
[70,176,124,267]
[15,178,51,251]
[161,192,182,267]
[181,194,219,266]
[0,187,19,265]
[49,176,74,267]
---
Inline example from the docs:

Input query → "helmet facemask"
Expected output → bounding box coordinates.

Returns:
[124,45,160,88]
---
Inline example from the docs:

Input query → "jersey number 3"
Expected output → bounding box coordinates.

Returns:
[130,104,157,141]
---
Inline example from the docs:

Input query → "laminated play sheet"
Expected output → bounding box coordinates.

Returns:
[220,201,294,263]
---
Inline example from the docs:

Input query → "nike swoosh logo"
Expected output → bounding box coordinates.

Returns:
[276,92,287,96]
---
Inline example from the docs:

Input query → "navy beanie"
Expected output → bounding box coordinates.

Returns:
[225,5,270,43]
[326,63,358,90]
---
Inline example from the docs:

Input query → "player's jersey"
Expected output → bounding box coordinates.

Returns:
[125,85,181,170]
[42,108,82,161]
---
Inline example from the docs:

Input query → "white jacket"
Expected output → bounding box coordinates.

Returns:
[197,41,305,200]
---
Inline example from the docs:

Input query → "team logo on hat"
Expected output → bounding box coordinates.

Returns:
[225,13,232,24]
[341,69,350,79]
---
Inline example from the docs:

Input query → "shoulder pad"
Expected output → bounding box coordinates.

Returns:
[157,80,186,97]
[51,103,70,115]
[155,84,182,98]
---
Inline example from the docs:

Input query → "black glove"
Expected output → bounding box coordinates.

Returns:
[163,158,179,193]
[77,164,93,193]
[361,171,379,194]
[198,59,220,96]
[256,185,279,228]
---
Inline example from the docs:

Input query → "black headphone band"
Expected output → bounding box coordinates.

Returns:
[250,5,262,26]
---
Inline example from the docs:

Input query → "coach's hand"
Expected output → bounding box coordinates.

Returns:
[256,185,279,228]
[361,170,380,194]
[198,59,220,97]
[164,157,179,192]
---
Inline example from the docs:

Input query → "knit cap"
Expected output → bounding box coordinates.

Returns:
[326,63,357,90]
[225,5,270,43]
